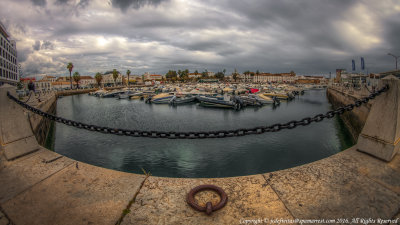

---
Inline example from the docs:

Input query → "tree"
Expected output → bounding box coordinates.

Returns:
[215,71,224,81]
[232,68,238,82]
[126,70,131,87]
[165,70,177,81]
[112,69,119,86]
[183,69,189,82]
[202,69,208,78]
[67,62,73,89]
[72,71,81,89]
[194,70,198,74]
[95,72,102,87]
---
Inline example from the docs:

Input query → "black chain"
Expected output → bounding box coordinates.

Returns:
[6,85,389,139]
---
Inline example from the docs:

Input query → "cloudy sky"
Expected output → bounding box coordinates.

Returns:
[1,0,400,77]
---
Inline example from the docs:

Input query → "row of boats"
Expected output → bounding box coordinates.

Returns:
[88,84,312,110]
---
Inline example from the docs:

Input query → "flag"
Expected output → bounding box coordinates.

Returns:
[352,59,355,71]
[361,57,365,70]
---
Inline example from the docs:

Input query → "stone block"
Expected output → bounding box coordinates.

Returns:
[0,85,34,145]
[357,75,400,161]
[0,148,73,204]
[3,161,146,225]
[2,135,40,160]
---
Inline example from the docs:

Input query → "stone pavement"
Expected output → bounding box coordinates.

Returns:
[119,147,400,225]
[1,145,399,225]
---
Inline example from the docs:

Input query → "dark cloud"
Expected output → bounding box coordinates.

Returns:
[2,0,400,76]
[77,0,90,8]
[32,40,41,51]
[383,19,400,53]
[55,0,69,4]
[32,40,55,52]
[41,40,54,50]
[55,0,90,8]
[31,0,46,7]
[17,48,33,63]
[111,0,168,12]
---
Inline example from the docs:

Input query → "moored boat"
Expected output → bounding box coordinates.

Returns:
[257,94,277,104]
[262,93,291,100]
[169,95,197,105]
[147,93,174,104]
[197,94,242,110]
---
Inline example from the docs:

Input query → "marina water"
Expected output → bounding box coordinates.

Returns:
[54,89,353,178]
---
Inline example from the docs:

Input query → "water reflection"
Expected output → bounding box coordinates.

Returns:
[54,89,354,178]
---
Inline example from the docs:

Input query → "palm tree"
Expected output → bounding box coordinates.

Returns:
[72,72,81,89]
[112,69,119,87]
[126,70,131,87]
[233,68,238,82]
[67,62,73,89]
[95,72,102,88]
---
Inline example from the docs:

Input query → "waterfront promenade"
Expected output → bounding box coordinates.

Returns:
[0,77,399,224]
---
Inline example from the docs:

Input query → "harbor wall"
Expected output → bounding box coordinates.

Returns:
[24,94,57,146]
[56,88,97,97]
[326,87,371,141]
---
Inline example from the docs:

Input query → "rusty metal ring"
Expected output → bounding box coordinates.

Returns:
[187,184,228,215]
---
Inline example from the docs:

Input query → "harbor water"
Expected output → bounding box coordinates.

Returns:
[54,89,353,178]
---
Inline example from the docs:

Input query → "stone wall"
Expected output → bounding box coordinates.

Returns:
[27,94,57,146]
[326,87,371,141]
[56,88,97,97]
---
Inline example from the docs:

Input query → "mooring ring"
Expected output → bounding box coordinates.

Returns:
[187,184,228,215]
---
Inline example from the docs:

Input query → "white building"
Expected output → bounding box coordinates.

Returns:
[206,71,215,77]
[41,75,57,82]
[101,73,123,86]
[79,76,96,88]
[0,21,18,84]
[252,73,297,83]
[34,80,52,91]
[188,73,202,79]
[51,81,70,90]
[143,72,163,81]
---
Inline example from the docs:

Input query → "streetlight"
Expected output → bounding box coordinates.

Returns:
[388,53,398,70]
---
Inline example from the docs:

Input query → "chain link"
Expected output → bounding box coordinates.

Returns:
[6,85,389,139]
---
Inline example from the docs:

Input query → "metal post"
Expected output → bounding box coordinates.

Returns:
[388,53,398,70]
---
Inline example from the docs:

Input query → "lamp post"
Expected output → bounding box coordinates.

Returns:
[388,53,398,70]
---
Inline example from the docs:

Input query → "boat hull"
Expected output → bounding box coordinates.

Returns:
[170,96,197,105]
[197,96,236,109]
